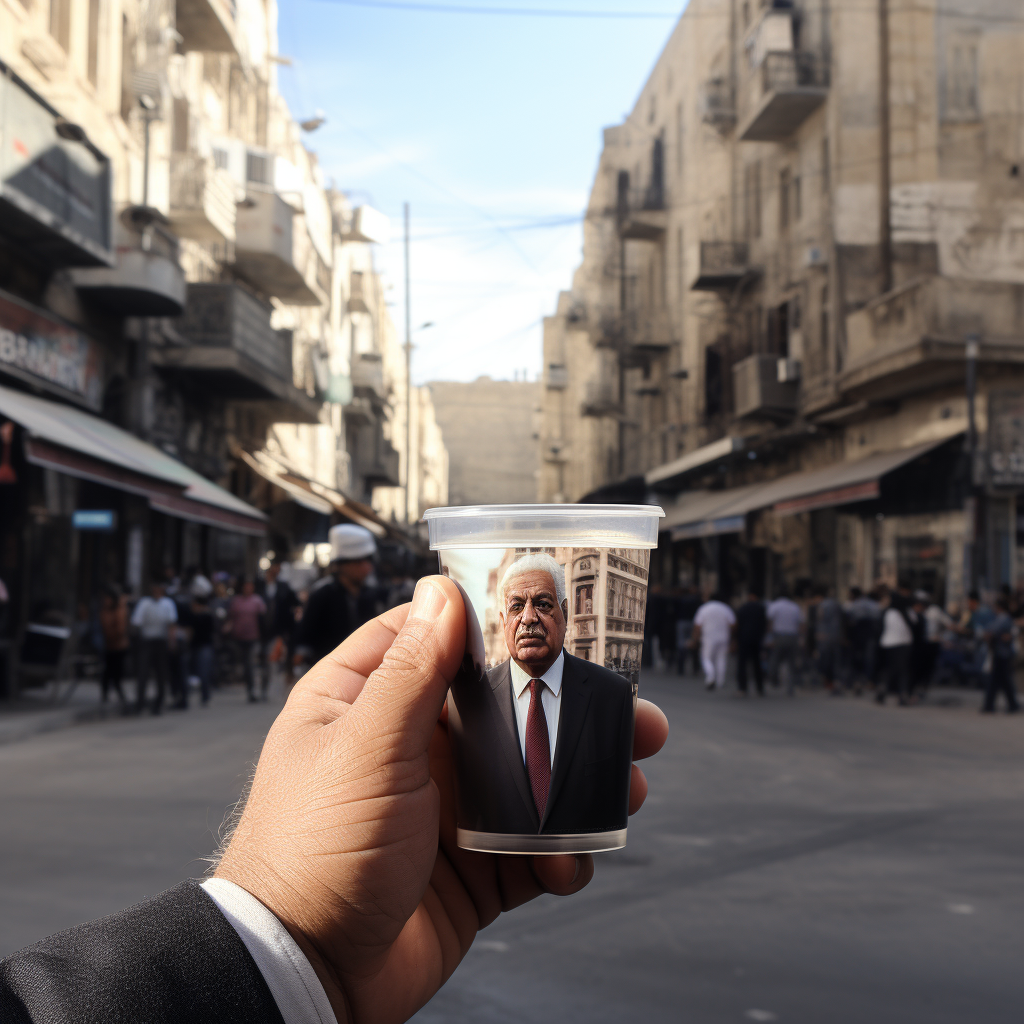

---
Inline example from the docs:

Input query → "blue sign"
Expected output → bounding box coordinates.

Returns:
[72,509,116,531]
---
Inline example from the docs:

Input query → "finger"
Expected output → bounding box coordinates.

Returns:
[350,576,467,757]
[531,854,594,896]
[627,763,648,815]
[633,699,669,760]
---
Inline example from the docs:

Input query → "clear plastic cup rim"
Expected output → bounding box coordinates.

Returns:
[423,503,665,549]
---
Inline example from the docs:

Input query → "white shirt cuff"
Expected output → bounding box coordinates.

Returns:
[201,877,339,1024]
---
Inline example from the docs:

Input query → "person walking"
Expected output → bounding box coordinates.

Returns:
[189,596,217,706]
[982,596,1020,714]
[766,587,803,695]
[693,593,736,690]
[845,586,881,693]
[922,593,952,688]
[877,588,915,706]
[226,580,268,703]
[98,585,129,707]
[258,560,300,689]
[130,581,177,715]
[814,585,845,693]
[295,525,381,668]
[735,589,767,696]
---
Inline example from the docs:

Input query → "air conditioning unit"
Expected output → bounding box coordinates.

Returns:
[733,354,798,419]
[777,358,802,382]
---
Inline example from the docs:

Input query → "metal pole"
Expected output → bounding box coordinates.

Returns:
[403,202,412,524]
[965,333,979,591]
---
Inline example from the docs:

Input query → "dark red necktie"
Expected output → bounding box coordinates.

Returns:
[525,679,551,819]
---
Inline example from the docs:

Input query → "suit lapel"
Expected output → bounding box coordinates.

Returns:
[541,653,591,831]
[488,661,539,830]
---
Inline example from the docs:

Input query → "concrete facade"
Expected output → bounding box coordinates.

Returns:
[540,0,1024,604]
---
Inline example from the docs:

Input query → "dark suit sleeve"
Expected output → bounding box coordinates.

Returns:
[0,881,285,1024]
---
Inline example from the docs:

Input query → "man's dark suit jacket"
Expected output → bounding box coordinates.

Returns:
[0,882,284,1023]
[447,651,634,836]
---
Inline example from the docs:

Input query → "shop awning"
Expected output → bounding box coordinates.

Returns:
[0,382,267,534]
[750,438,955,517]
[663,437,957,538]
[237,449,336,516]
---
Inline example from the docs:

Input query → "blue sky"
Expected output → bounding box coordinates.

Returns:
[275,0,680,384]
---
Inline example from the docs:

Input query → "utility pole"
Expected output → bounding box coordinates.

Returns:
[965,334,980,592]
[403,202,412,525]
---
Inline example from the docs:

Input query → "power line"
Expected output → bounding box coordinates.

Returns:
[320,0,679,17]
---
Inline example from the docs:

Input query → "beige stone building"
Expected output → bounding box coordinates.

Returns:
[430,377,540,506]
[540,0,1024,605]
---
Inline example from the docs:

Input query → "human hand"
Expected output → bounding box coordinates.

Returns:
[215,575,668,1024]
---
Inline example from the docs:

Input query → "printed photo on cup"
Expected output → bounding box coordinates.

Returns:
[424,505,663,856]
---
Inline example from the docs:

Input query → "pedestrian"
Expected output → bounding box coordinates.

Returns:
[963,590,996,690]
[844,586,881,693]
[129,581,177,715]
[675,584,701,676]
[766,586,803,694]
[226,579,268,703]
[98,584,128,707]
[294,524,380,668]
[735,588,767,696]
[693,592,736,690]
[876,588,916,706]
[189,596,216,706]
[258,559,300,688]
[814,585,845,693]
[982,596,1020,714]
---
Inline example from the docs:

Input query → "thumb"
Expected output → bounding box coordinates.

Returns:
[348,575,466,760]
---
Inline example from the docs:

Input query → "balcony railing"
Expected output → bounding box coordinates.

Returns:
[700,78,735,130]
[739,51,829,142]
[580,379,622,418]
[733,353,798,419]
[691,241,753,291]
[546,364,569,389]
[175,0,238,55]
[841,276,1024,402]
[169,154,237,243]
[616,184,668,241]
[351,353,386,400]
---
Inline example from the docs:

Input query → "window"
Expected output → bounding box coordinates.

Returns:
[820,284,830,353]
[793,174,802,222]
[213,147,229,170]
[745,161,762,239]
[705,344,723,418]
[821,137,830,195]
[779,168,791,230]
[246,150,271,185]
[172,98,189,153]
[87,0,101,86]
[677,226,685,304]
[676,101,684,176]
[120,15,134,121]
[946,35,980,121]
[49,0,71,51]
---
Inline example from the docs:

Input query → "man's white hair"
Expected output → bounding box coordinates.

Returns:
[498,552,566,611]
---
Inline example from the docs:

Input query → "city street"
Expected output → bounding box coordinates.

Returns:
[2,675,1022,1023]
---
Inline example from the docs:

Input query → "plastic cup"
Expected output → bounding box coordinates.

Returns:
[423,503,665,855]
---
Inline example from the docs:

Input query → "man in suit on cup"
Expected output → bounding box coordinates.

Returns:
[448,553,635,853]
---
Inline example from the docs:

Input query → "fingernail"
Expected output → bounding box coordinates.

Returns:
[409,579,448,623]
[572,857,581,884]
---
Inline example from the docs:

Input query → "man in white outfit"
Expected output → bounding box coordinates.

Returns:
[693,593,736,690]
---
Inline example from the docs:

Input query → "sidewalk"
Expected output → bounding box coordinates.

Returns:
[0,686,124,746]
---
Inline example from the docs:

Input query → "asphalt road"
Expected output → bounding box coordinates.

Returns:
[1,674,1021,1024]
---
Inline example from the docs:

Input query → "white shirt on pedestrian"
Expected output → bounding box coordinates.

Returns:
[131,596,178,640]
[694,600,736,647]
[509,650,563,768]
[924,604,952,643]
[880,606,914,647]
[767,598,803,635]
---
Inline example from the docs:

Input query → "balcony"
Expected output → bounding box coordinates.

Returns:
[733,354,799,419]
[351,353,387,401]
[700,77,736,131]
[691,241,754,291]
[617,185,668,242]
[151,283,321,422]
[841,276,1024,403]
[175,0,238,55]
[168,154,237,243]
[234,191,323,306]
[0,60,113,268]
[738,51,829,142]
[348,271,370,314]
[546,364,568,389]
[351,425,400,488]
[71,209,185,316]
[581,379,622,418]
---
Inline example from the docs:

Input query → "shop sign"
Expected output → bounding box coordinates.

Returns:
[0,289,103,409]
[72,509,116,531]
[987,392,1024,488]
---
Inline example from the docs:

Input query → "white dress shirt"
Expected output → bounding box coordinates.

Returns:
[201,877,338,1024]
[509,650,563,767]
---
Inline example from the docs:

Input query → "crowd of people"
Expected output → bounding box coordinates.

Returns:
[88,525,415,715]
[645,582,1022,714]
